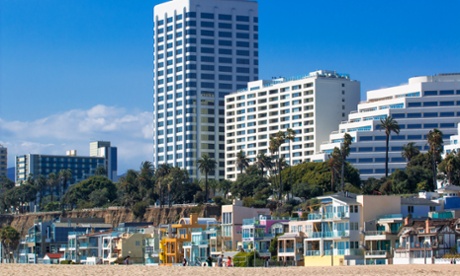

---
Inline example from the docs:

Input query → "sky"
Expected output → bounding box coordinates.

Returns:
[1,0,459,174]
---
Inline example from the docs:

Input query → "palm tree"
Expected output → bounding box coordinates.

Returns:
[380,116,400,177]
[401,142,420,163]
[155,163,172,208]
[285,128,296,200]
[443,152,457,185]
[58,169,72,198]
[236,150,249,175]
[47,173,58,202]
[427,128,444,190]
[138,161,154,192]
[269,131,285,201]
[256,152,272,177]
[340,133,353,192]
[328,147,342,192]
[0,226,20,263]
[197,154,216,203]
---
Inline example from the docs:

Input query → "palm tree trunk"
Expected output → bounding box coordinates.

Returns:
[288,140,291,201]
[385,135,390,178]
[432,156,437,191]
[205,173,208,203]
[341,159,345,192]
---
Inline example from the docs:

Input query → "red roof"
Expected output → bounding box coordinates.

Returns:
[45,253,63,259]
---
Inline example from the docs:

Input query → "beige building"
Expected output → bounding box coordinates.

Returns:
[221,200,270,251]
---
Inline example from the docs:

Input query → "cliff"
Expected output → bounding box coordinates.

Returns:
[0,204,222,238]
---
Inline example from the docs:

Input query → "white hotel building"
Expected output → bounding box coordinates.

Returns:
[153,0,258,179]
[224,70,360,180]
[320,73,460,179]
[445,123,460,156]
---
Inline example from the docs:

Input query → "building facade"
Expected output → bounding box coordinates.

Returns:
[221,200,270,251]
[0,144,6,177]
[320,73,460,179]
[153,0,259,179]
[15,141,117,185]
[224,70,360,180]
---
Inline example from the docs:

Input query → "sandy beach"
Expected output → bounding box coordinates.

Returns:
[1,264,460,276]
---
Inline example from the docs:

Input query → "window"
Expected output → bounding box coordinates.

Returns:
[236,24,249,30]
[201,21,214,28]
[424,90,437,96]
[408,206,414,213]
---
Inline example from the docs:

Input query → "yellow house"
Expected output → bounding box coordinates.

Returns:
[115,232,151,264]
[159,213,217,265]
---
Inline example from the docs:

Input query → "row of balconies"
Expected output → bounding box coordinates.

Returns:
[307,212,348,221]
[306,230,350,239]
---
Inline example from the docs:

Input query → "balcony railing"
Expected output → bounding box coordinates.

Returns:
[307,212,348,221]
[305,250,320,256]
[365,250,389,257]
[307,230,349,238]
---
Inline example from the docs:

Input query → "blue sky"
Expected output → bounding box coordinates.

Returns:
[1,0,459,174]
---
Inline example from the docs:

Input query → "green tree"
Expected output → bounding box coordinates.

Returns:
[439,151,460,185]
[340,133,353,192]
[61,176,117,209]
[285,128,296,200]
[197,154,216,203]
[155,163,172,208]
[255,152,272,177]
[401,142,420,163]
[95,166,107,177]
[46,172,58,203]
[138,161,157,204]
[328,147,341,192]
[132,201,148,219]
[269,131,285,201]
[118,169,141,207]
[236,150,250,175]
[380,116,400,177]
[0,226,20,263]
[427,129,444,190]
[58,169,72,199]
[218,179,232,199]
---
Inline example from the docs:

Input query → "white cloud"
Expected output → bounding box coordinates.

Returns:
[0,105,153,175]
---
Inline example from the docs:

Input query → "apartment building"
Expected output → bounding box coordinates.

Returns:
[320,73,460,179]
[153,0,258,179]
[15,141,117,185]
[224,70,360,180]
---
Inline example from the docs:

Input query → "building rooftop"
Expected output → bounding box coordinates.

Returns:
[401,197,440,206]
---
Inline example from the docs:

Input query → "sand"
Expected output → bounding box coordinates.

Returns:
[0,264,460,276]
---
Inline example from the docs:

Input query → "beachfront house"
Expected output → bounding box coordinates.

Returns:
[393,218,457,264]
[221,200,271,251]
[159,214,217,265]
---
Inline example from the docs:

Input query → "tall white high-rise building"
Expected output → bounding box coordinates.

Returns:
[320,73,460,179]
[153,0,258,179]
[225,70,361,180]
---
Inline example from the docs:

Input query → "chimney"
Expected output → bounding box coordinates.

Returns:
[425,219,430,234]
[404,216,411,226]
[190,213,198,225]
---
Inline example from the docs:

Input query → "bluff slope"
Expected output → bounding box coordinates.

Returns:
[0,205,222,238]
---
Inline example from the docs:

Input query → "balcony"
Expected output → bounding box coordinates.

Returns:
[305,250,320,256]
[363,230,396,241]
[306,230,349,239]
[307,212,348,221]
[365,250,390,258]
